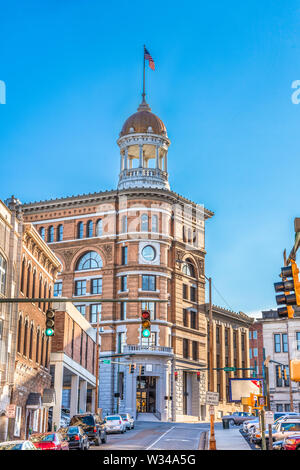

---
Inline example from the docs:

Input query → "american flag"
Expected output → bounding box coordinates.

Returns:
[144,47,155,71]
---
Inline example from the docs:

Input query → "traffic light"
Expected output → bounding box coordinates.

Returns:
[196,371,201,382]
[241,393,256,408]
[139,365,145,376]
[45,308,55,336]
[141,310,151,338]
[174,371,178,381]
[274,260,300,318]
[290,359,300,382]
[129,363,136,374]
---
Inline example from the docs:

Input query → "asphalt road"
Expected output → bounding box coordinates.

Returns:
[90,421,210,451]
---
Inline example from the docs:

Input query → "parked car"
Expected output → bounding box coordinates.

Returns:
[65,425,90,450]
[283,435,300,450]
[273,440,285,450]
[69,413,107,446]
[104,415,127,434]
[253,418,300,447]
[30,432,69,450]
[222,412,256,427]
[120,413,135,430]
[0,440,37,450]
[243,417,260,435]
[246,413,300,440]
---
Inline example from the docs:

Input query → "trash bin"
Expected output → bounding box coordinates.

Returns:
[222,419,229,429]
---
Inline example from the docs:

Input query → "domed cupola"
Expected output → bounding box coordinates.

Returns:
[117,98,170,190]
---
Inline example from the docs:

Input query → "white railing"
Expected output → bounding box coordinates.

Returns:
[124,345,173,354]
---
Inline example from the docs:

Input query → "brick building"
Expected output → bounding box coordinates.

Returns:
[49,301,97,429]
[0,198,22,441]
[18,94,250,421]
[249,320,264,377]
[8,220,61,439]
[206,304,253,418]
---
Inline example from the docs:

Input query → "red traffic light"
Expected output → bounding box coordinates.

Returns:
[174,371,178,381]
[142,310,150,320]
[197,371,200,382]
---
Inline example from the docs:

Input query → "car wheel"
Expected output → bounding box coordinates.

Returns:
[101,433,107,444]
[96,435,101,446]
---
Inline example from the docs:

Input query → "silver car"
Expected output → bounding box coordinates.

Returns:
[104,415,126,434]
[120,413,135,430]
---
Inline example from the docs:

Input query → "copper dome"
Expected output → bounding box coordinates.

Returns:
[120,100,167,137]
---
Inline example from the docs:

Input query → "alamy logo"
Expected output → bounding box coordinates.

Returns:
[291,80,300,104]
[0,80,6,104]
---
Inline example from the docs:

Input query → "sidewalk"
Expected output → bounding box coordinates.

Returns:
[214,426,252,450]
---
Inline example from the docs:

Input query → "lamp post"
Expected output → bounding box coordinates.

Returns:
[205,275,216,450]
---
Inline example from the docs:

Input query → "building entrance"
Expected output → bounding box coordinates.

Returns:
[136,376,156,413]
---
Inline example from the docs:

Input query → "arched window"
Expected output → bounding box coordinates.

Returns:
[39,227,45,240]
[40,333,45,366]
[182,260,196,278]
[152,215,158,233]
[48,226,54,243]
[43,281,47,312]
[76,251,103,271]
[122,216,127,233]
[20,258,26,294]
[182,226,186,242]
[26,264,31,298]
[0,253,7,295]
[17,316,22,353]
[77,222,84,239]
[96,219,103,237]
[29,323,34,360]
[32,269,36,299]
[141,214,148,232]
[23,319,28,356]
[86,220,93,238]
[38,277,42,309]
[36,328,40,363]
[57,224,63,241]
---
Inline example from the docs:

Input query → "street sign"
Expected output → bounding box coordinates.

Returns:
[265,411,274,425]
[103,359,111,364]
[6,404,16,418]
[206,391,219,405]
[209,405,215,415]
[224,367,235,372]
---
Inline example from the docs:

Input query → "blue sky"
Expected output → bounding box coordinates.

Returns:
[1,0,300,316]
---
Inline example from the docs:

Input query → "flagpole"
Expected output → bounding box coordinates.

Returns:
[142,44,145,102]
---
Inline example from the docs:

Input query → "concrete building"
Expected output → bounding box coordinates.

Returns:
[254,309,300,413]
[49,302,97,429]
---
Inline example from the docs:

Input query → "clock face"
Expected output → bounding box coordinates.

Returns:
[142,245,156,262]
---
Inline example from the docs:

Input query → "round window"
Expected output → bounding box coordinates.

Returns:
[142,245,156,262]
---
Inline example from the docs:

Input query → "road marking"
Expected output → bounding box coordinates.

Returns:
[146,426,176,450]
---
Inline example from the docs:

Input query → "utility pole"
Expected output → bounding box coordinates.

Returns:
[264,356,273,450]
[207,276,216,450]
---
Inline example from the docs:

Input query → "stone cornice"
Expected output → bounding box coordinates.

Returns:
[204,303,254,326]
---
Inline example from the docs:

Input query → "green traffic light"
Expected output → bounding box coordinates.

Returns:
[142,329,150,338]
[45,328,54,337]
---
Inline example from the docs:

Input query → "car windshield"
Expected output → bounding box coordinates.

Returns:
[67,427,79,434]
[281,423,300,431]
[106,416,120,421]
[0,443,23,450]
[30,433,55,443]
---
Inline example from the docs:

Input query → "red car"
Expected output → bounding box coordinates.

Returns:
[30,432,69,450]
[283,435,300,450]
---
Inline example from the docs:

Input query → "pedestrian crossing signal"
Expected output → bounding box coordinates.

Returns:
[129,363,136,374]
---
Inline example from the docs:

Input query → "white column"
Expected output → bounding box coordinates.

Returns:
[139,144,143,168]
[124,147,128,170]
[53,362,64,430]
[79,380,87,413]
[156,145,160,169]
[70,374,79,418]
[164,152,168,172]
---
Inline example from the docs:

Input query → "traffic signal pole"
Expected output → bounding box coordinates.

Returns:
[207,276,216,451]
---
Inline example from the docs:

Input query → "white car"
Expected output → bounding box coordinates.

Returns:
[104,415,127,434]
[0,440,37,450]
[120,413,135,430]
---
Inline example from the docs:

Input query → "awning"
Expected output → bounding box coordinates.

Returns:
[26,393,42,409]
[42,388,56,407]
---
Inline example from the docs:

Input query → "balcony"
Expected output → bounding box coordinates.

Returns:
[123,345,174,356]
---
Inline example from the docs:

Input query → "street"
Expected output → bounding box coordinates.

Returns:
[90,421,210,451]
